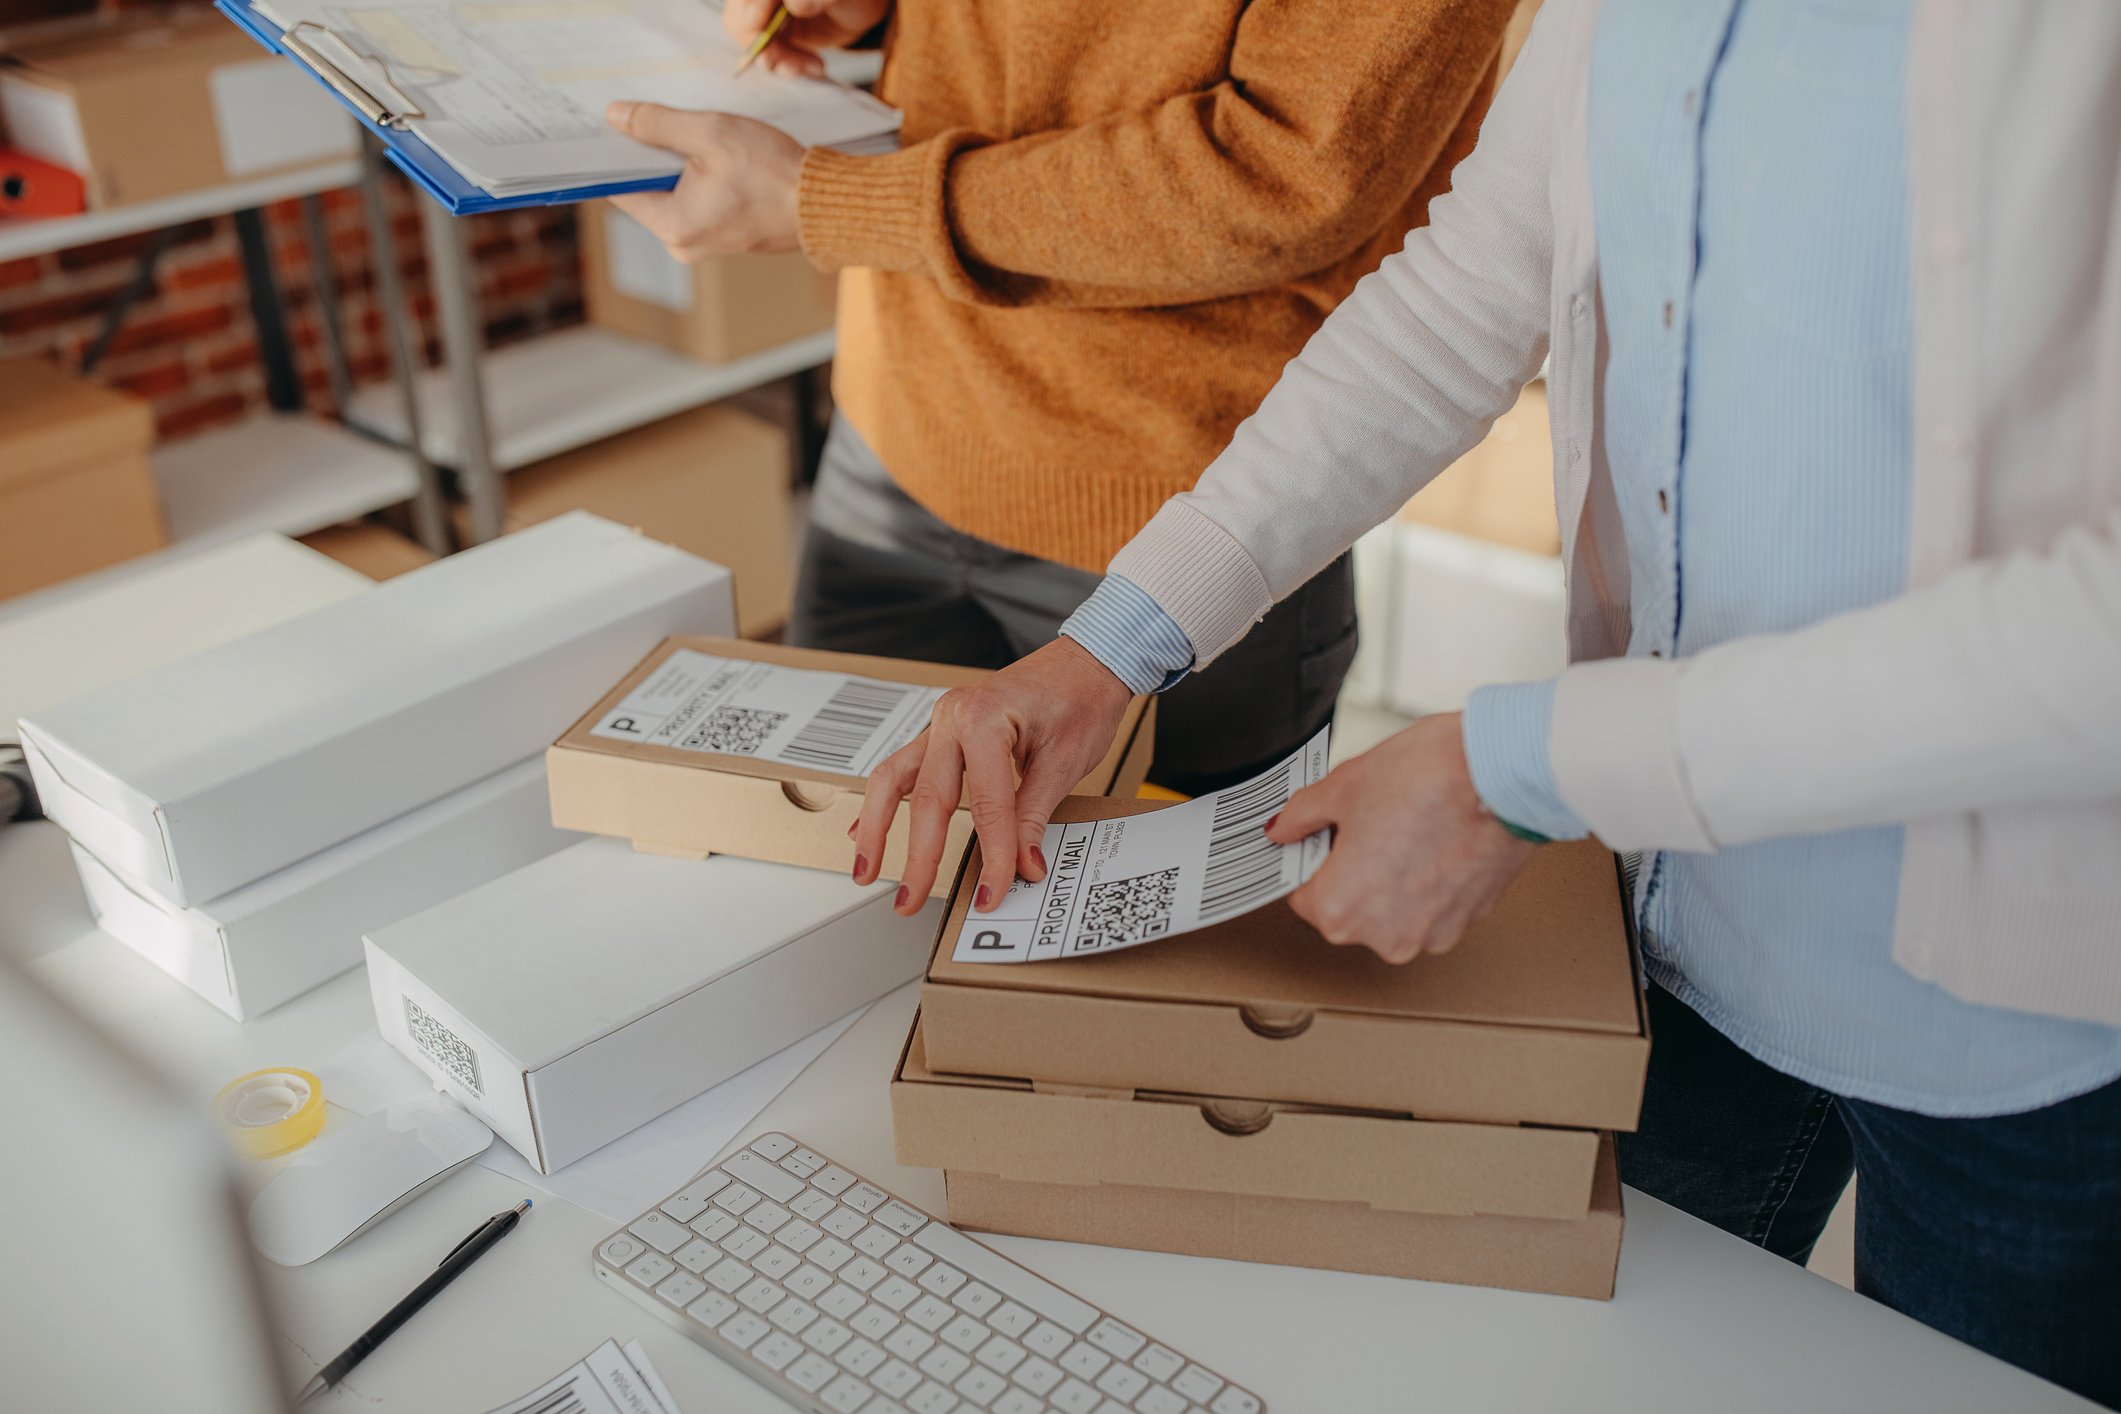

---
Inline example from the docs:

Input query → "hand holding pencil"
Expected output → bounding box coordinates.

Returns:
[723,0,891,80]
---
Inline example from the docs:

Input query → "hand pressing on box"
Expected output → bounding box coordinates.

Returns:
[853,638,1135,917]
[1267,713,1538,964]
[724,0,892,79]
[603,104,805,260]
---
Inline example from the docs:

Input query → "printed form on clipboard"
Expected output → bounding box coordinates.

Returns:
[952,724,1334,965]
[247,0,900,202]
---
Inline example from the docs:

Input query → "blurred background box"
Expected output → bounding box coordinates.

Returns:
[0,12,353,208]
[0,355,162,600]
[580,202,836,364]
[299,520,437,582]
[1399,383,1560,556]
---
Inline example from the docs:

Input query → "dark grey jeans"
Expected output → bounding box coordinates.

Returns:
[789,416,1357,797]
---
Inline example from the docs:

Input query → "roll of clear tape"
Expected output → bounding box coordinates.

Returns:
[215,1067,327,1159]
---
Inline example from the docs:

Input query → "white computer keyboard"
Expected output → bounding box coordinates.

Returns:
[592,1132,1264,1414]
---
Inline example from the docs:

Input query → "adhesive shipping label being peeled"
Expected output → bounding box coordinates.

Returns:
[589,649,947,778]
[951,724,1332,964]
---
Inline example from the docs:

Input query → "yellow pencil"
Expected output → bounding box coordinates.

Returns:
[734,6,791,75]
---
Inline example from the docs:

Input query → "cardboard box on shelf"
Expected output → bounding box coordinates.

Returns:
[892,1015,1602,1221]
[944,1139,1625,1301]
[581,202,836,363]
[71,758,579,1022]
[365,837,942,1173]
[0,356,162,601]
[0,15,354,208]
[921,801,1648,1130]
[485,404,794,637]
[547,637,1155,894]
[298,521,436,581]
[1400,382,1560,556]
[20,512,733,907]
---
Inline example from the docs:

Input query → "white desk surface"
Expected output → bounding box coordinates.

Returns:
[3,818,2095,1414]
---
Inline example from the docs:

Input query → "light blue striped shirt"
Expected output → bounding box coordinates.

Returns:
[1073,0,2121,1118]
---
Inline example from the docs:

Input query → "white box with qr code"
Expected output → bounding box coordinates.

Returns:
[362,836,942,1173]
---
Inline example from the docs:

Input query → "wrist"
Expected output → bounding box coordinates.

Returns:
[1051,634,1135,709]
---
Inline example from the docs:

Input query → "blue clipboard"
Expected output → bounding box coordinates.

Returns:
[215,0,678,214]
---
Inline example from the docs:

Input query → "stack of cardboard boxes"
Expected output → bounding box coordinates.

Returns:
[893,797,1650,1300]
[0,356,165,601]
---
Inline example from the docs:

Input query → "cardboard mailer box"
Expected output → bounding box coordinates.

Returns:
[892,1014,1602,1221]
[580,203,836,364]
[364,837,942,1173]
[548,638,1155,894]
[0,16,355,208]
[71,758,580,1022]
[21,513,733,908]
[0,356,162,601]
[943,1140,1625,1301]
[298,521,437,582]
[921,801,1649,1130]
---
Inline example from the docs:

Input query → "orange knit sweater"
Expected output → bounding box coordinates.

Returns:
[796,0,1514,573]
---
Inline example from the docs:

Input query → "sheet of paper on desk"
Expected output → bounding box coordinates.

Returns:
[320,1007,860,1223]
[951,724,1332,964]
[482,1337,681,1414]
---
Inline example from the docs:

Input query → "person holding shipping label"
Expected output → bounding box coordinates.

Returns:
[855,2,2121,1406]
[600,0,1520,809]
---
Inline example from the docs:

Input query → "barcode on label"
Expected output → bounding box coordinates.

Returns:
[1199,758,1297,922]
[780,678,917,771]
[406,996,482,1098]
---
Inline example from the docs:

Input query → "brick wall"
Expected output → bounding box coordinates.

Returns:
[0,171,584,440]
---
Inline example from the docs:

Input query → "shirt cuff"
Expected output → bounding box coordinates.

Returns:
[1461,680,1592,841]
[1059,575,1196,696]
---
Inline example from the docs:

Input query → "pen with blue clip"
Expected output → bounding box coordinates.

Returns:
[295,1199,532,1405]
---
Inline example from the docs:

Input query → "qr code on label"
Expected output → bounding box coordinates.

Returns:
[406,996,482,1098]
[1076,867,1181,953]
[678,705,788,756]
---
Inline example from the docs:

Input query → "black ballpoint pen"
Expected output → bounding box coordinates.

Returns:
[294,1199,532,1405]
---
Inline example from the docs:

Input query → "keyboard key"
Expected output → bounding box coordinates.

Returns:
[842,1257,888,1292]
[754,1332,803,1371]
[785,1264,833,1300]
[810,1237,856,1272]
[720,1227,769,1262]
[993,1391,1043,1414]
[750,1133,798,1160]
[770,1297,820,1334]
[1172,1365,1223,1403]
[819,1284,868,1321]
[713,1183,762,1216]
[855,1224,902,1260]
[793,1189,839,1222]
[988,1302,1036,1339]
[813,1164,858,1194]
[1087,1319,1145,1362]
[843,1182,889,1213]
[691,1210,739,1242]
[823,1208,868,1240]
[941,1314,989,1353]
[822,1373,874,1412]
[755,1245,800,1280]
[738,1277,786,1313]
[723,1150,806,1203]
[906,1294,954,1331]
[976,1335,1027,1374]
[952,1283,1001,1318]
[875,1359,923,1398]
[669,1167,734,1212]
[1209,1389,1260,1414]
[806,1318,854,1355]
[687,1289,738,1329]
[1050,1380,1100,1414]
[908,1381,959,1414]
[918,1263,967,1298]
[874,1201,928,1236]
[914,1225,1100,1334]
[922,1344,973,1382]
[654,1272,706,1308]
[887,1244,934,1279]
[954,1367,1007,1407]
[707,1257,753,1293]
[748,1202,792,1236]
[1133,1345,1183,1383]
[852,1302,902,1339]
[874,1276,923,1311]
[628,1212,690,1254]
[1058,1343,1109,1380]
[788,1351,837,1392]
[1024,1322,1071,1359]
[1136,1386,1188,1414]
[839,1338,888,1377]
[597,1235,642,1267]
[672,1238,720,1274]
[779,1218,823,1253]
[885,1324,937,1362]
[624,1253,675,1288]
[721,1311,770,1350]
[1095,1363,1147,1402]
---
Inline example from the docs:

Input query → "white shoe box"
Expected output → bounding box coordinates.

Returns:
[365,838,940,1173]
[1380,523,1567,716]
[72,758,580,1022]
[20,512,733,906]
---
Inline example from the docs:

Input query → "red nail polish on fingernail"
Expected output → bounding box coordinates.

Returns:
[894,885,910,910]
[1030,846,1047,874]
[975,884,993,910]
[852,855,867,881]
[1264,812,1280,833]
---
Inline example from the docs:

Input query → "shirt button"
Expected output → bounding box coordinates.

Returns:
[1657,489,1670,514]
[1568,441,1584,465]
[1571,294,1588,319]
[1928,225,1969,267]
[1662,301,1675,328]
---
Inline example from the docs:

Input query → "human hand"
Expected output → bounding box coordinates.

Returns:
[723,0,892,79]
[1265,713,1537,963]
[854,637,1135,916]
[603,105,805,259]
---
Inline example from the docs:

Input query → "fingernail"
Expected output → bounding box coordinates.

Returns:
[847,821,858,838]
[1030,845,1047,874]
[606,100,633,128]
[894,885,910,910]
[975,884,993,911]
[851,855,867,881]
[1264,812,1280,833]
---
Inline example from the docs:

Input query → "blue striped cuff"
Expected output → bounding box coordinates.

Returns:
[1462,680,1591,841]
[1059,574,1196,696]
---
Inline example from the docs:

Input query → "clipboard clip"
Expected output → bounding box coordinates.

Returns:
[283,22,427,130]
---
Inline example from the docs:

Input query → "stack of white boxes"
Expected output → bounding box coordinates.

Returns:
[20,513,736,1021]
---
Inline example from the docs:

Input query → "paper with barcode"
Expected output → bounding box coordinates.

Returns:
[952,724,1332,964]
[590,649,946,777]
